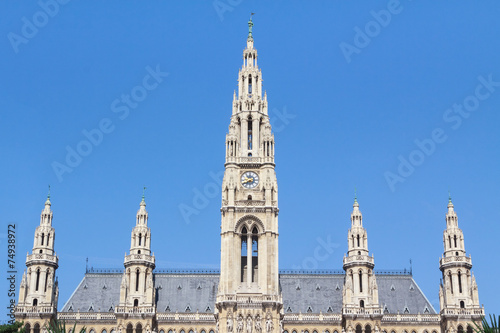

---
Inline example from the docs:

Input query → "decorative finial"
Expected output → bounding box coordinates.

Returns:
[142,186,147,202]
[45,185,52,206]
[354,187,357,204]
[248,13,255,39]
[448,190,452,204]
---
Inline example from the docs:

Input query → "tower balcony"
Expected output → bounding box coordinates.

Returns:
[439,255,472,270]
[124,253,155,268]
[26,252,58,268]
[115,305,155,314]
[225,156,275,166]
[216,294,282,307]
[15,305,57,318]
[440,307,484,318]
[343,254,375,269]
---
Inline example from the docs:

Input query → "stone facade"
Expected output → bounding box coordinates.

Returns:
[15,18,484,333]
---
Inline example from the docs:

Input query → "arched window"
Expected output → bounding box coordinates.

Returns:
[136,269,140,291]
[360,300,365,308]
[139,233,142,246]
[126,324,133,333]
[41,233,45,245]
[35,269,40,291]
[357,234,360,247]
[33,298,38,306]
[449,236,452,248]
[359,271,363,292]
[248,75,252,94]
[356,325,362,333]
[460,301,465,308]
[466,326,473,333]
[449,273,454,294]
[136,324,142,333]
[458,271,463,293]
[365,325,371,333]
[248,117,253,150]
[454,235,457,248]
[25,324,31,333]
[252,227,259,282]
[34,324,40,333]
[457,326,464,333]
[102,330,107,333]
[189,330,194,333]
[209,330,214,333]
[248,195,252,200]
[134,299,139,307]
[45,270,49,292]
[241,227,248,282]
[47,233,50,246]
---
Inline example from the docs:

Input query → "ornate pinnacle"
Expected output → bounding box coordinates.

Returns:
[142,186,147,203]
[248,14,254,40]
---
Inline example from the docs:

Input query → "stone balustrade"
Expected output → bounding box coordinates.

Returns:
[124,253,155,266]
[26,253,58,266]
[15,305,56,315]
[439,255,472,268]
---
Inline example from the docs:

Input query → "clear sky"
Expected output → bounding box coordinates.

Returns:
[1,0,499,322]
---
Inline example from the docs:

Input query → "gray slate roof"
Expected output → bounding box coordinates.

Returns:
[61,272,436,315]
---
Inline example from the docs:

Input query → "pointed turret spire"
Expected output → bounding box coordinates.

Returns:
[16,189,59,320]
[44,185,51,209]
[141,186,147,207]
[439,197,483,326]
[248,14,254,40]
[343,195,379,312]
[120,192,156,312]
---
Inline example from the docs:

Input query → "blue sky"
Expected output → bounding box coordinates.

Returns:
[1,0,499,321]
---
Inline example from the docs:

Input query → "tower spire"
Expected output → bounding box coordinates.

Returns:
[119,193,155,314]
[342,198,380,316]
[439,197,483,329]
[16,192,59,324]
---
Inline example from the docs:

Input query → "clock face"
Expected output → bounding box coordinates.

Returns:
[241,171,259,189]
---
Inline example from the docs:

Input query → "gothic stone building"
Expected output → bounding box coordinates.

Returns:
[15,19,484,333]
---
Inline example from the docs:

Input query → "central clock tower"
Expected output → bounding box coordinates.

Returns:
[216,17,282,333]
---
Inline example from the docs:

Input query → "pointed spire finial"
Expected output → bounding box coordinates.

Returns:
[45,185,52,206]
[354,186,357,204]
[140,186,147,206]
[448,190,452,204]
[248,13,255,40]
